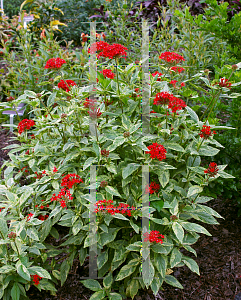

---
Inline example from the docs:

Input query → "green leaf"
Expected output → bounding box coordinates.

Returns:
[106,164,117,174]
[97,251,108,269]
[170,248,182,268]
[105,185,121,197]
[142,258,155,288]
[122,114,131,129]
[116,264,137,281]
[199,145,219,156]
[129,278,139,299]
[11,283,20,300]
[47,92,57,106]
[60,260,70,286]
[158,170,169,188]
[181,222,211,236]
[164,275,183,289]
[109,293,122,300]
[0,217,8,238]
[130,219,139,233]
[185,106,199,122]
[187,185,203,198]
[172,222,184,243]
[72,220,83,235]
[164,142,185,152]
[28,266,51,279]
[154,253,167,278]
[26,227,39,241]
[80,279,102,292]
[122,163,140,179]
[100,228,121,246]
[0,265,16,274]
[103,272,113,289]
[17,263,30,281]
[182,256,200,275]
[89,290,106,300]
[151,200,164,212]
[218,170,235,179]
[83,157,98,171]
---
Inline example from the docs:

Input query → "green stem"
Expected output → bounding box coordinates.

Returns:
[115,58,123,113]
[104,93,108,124]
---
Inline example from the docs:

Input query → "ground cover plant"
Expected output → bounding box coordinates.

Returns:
[0,31,238,299]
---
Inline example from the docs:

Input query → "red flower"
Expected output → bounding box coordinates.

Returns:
[98,43,128,60]
[31,274,42,286]
[146,182,160,194]
[83,98,97,109]
[215,78,232,89]
[143,230,164,243]
[38,214,49,220]
[181,82,185,87]
[154,92,174,106]
[199,125,216,139]
[17,119,35,135]
[168,97,186,113]
[159,52,185,64]
[170,80,178,88]
[53,167,58,173]
[27,213,34,221]
[95,200,132,217]
[101,149,109,157]
[146,143,167,161]
[58,80,77,92]
[61,173,83,189]
[50,188,73,208]
[170,66,185,73]
[204,162,219,177]
[81,32,88,42]
[88,108,102,119]
[151,71,163,81]
[100,69,115,79]
[88,41,109,55]
[44,58,66,69]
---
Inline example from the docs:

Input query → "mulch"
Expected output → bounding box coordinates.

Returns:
[0,126,240,300]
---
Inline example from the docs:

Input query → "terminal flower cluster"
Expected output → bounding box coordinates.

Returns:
[58,79,77,92]
[95,200,134,217]
[151,71,163,81]
[51,188,73,208]
[61,173,83,189]
[31,274,42,286]
[98,43,128,60]
[159,51,185,64]
[199,125,216,139]
[146,143,167,161]
[146,181,160,194]
[17,119,35,135]
[100,69,115,79]
[44,57,66,69]
[204,162,219,177]
[170,66,185,73]
[143,230,165,243]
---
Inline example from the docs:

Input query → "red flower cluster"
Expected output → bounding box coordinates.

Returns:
[100,69,115,79]
[98,43,128,60]
[146,143,167,161]
[101,149,109,157]
[159,52,185,64]
[151,71,163,81]
[27,213,33,221]
[88,41,109,55]
[95,200,134,217]
[88,108,102,119]
[45,58,66,69]
[168,97,187,113]
[83,98,97,109]
[100,180,108,187]
[81,33,88,42]
[199,125,216,139]
[8,232,16,239]
[204,162,219,177]
[145,181,160,194]
[170,80,178,88]
[17,119,35,135]
[215,78,232,89]
[170,66,185,73]
[51,188,73,208]
[31,274,42,286]
[61,173,83,189]
[20,166,29,173]
[58,80,77,92]
[25,148,34,155]
[154,92,173,106]
[143,230,164,243]
[53,167,58,173]
[37,214,49,221]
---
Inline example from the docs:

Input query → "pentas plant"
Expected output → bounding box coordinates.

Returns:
[0,49,237,300]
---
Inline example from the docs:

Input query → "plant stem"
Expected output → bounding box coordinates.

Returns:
[115,58,123,113]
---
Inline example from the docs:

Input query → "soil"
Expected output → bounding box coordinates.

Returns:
[0,127,240,300]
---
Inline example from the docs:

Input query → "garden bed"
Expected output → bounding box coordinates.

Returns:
[0,127,240,300]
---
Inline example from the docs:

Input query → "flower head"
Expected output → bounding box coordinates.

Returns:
[98,43,128,60]
[145,181,160,194]
[170,66,185,73]
[143,230,164,243]
[154,92,174,106]
[146,143,167,161]
[159,52,185,64]
[151,71,163,81]
[101,149,110,157]
[31,274,42,286]
[100,180,108,188]
[58,80,77,92]
[88,108,102,119]
[168,97,186,113]
[17,119,35,135]
[8,232,17,239]
[61,173,83,189]
[100,69,115,79]
[199,125,216,139]
[88,41,109,55]
[81,33,88,42]
[44,58,66,69]
[27,213,34,222]
[204,162,219,177]
[216,78,232,89]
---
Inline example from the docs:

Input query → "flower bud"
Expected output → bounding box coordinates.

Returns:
[100,180,108,187]
[61,113,67,119]
[123,131,130,138]
[8,232,16,239]
[232,64,238,70]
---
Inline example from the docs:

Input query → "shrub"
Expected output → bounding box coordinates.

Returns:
[0,43,235,299]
